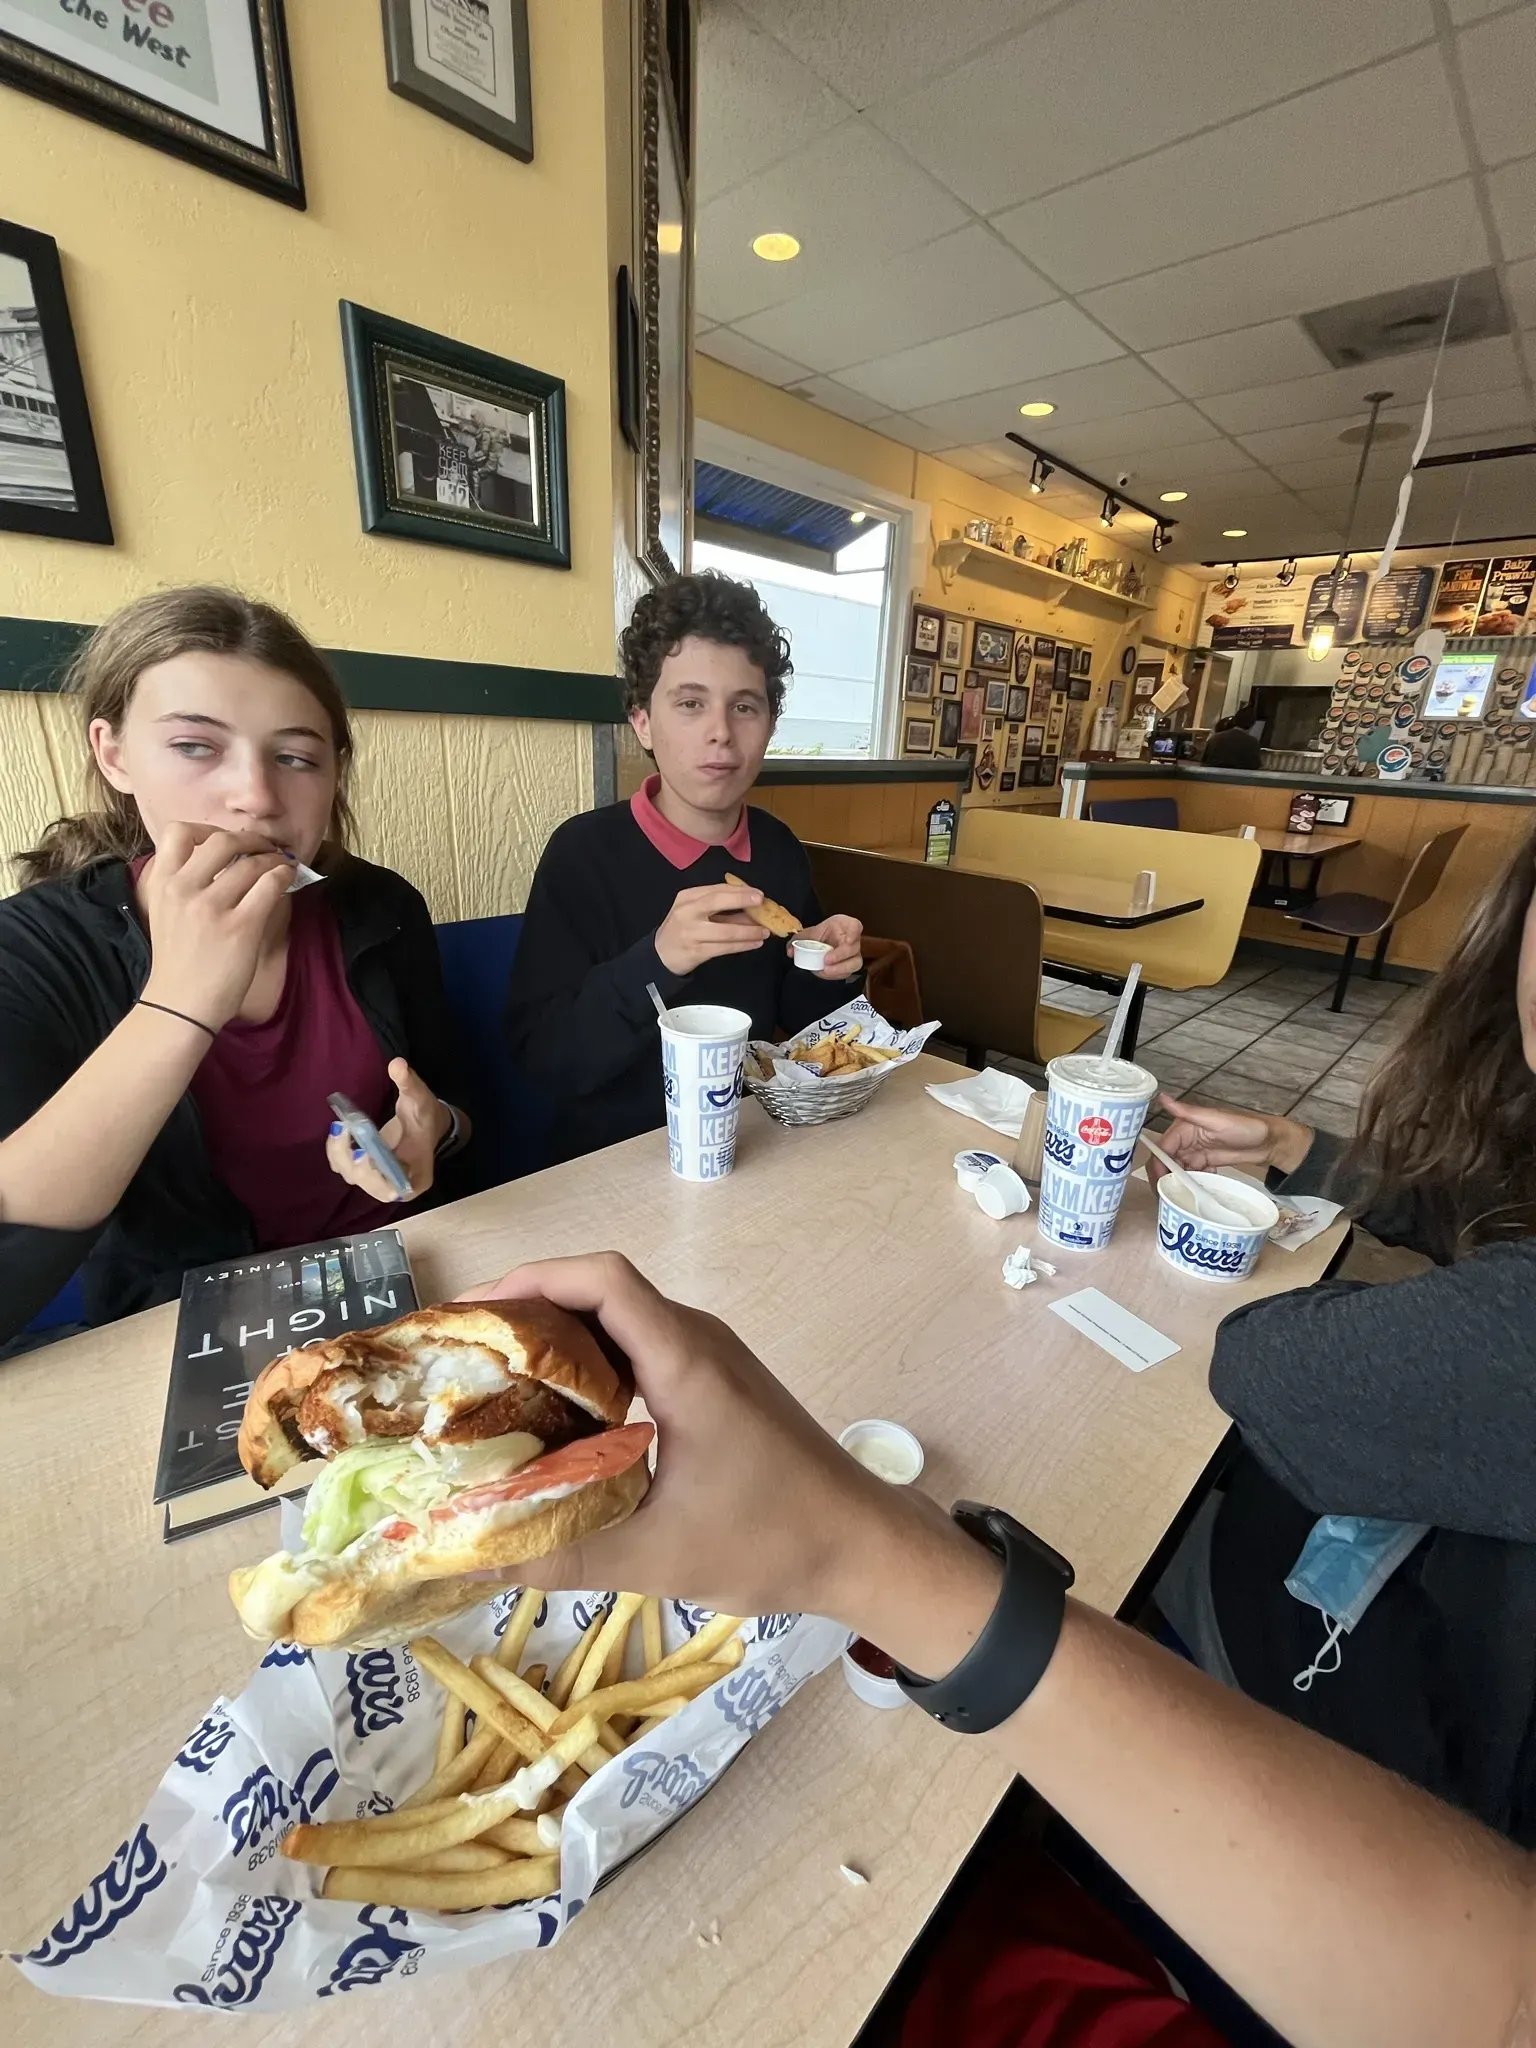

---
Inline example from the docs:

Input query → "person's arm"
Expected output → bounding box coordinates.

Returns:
[458,1253,1528,2048]
[1210,1240,1536,1534]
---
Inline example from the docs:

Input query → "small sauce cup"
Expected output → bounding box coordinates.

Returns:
[791,937,832,972]
[838,1418,924,1485]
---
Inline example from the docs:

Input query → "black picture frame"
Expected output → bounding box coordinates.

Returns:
[940,615,966,666]
[1014,635,1033,682]
[1034,634,1056,658]
[905,659,935,699]
[971,620,1015,671]
[381,0,533,162]
[1037,755,1058,786]
[939,698,962,749]
[615,264,641,453]
[1314,793,1355,826]
[1072,647,1092,676]
[911,603,944,656]
[340,299,569,568]
[1006,684,1028,721]
[904,716,935,755]
[955,743,976,794]
[999,769,1017,791]
[938,668,960,696]
[0,219,111,546]
[0,0,303,207]
[984,678,1007,714]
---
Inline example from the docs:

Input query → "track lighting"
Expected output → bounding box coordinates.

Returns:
[1277,557,1297,586]
[1100,493,1119,529]
[1029,456,1053,494]
[1222,563,1240,593]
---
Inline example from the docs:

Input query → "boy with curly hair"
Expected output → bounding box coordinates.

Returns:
[505,572,864,1161]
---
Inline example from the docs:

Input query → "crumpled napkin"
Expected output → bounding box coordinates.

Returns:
[925,1067,1035,1139]
[1002,1245,1057,1290]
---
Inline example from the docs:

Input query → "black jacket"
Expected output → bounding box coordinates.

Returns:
[0,856,461,1340]
[1209,1132,1536,1842]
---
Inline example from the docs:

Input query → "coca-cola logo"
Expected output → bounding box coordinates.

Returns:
[1078,1116,1113,1145]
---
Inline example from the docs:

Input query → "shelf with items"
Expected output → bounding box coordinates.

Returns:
[932,537,1155,614]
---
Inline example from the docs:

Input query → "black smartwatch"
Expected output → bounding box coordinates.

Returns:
[895,1502,1074,1733]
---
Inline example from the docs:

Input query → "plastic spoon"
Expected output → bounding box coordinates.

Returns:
[645,982,667,1019]
[1137,1131,1251,1227]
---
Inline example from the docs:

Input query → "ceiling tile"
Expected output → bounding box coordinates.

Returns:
[1233,407,1434,466]
[1144,321,1332,399]
[697,329,812,385]
[731,0,1056,111]
[697,2,851,204]
[731,224,1056,375]
[1269,453,1373,490]
[1200,335,1525,435]
[1457,4,1536,166]
[1142,459,1292,499]
[1425,385,1536,438]
[1080,182,1488,351]
[838,300,1124,411]
[1046,402,1219,463]
[782,375,891,424]
[867,0,1434,216]
[908,355,1177,445]
[991,49,1465,293]
[1488,152,1536,260]
[863,413,955,452]
[695,119,968,323]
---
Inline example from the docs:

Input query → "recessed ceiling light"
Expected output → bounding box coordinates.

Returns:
[752,232,800,262]
[1159,490,1188,502]
[1223,528,1247,538]
[1018,400,1055,417]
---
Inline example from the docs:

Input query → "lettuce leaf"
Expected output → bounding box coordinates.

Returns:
[300,1430,544,1557]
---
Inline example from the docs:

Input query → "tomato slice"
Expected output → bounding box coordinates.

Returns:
[433,1420,654,1521]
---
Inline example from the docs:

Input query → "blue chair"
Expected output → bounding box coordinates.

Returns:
[21,1267,87,1341]
[434,914,554,1191]
[1086,797,1180,831]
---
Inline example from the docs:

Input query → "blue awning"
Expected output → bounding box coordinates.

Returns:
[694,461,869,569]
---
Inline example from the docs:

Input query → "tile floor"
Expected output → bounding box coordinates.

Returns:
[1000,948,1422,1139]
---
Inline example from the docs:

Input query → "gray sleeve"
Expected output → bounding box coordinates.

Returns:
[1209,1241,1536,1538]
[1274,1127,1440,1255]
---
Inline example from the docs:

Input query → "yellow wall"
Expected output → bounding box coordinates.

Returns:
[0,0,636,916]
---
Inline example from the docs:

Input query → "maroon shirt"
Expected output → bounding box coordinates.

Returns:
[147,874,401,1249]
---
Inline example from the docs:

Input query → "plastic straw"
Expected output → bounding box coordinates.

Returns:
[1100,963,1142,1066]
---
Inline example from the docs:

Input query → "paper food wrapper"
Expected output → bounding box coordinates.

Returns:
[747,995,941,1091]
[13,1592,845,2011]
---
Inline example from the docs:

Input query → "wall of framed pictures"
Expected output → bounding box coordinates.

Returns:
[0,0,648,921]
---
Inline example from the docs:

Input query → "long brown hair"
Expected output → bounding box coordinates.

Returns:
[14,586,355,887]
[1345,824,1536,1254]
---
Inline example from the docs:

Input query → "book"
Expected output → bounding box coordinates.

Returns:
[153,1229,418,1541]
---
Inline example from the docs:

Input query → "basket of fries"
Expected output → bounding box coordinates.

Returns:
[745,997,942,1127]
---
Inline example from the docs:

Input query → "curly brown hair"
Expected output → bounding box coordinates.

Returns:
[618,571,792,718]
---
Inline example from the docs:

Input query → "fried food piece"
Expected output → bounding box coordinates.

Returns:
[725,872,801,938]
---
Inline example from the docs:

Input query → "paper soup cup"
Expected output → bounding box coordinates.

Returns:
[1156,1171,1278,1283]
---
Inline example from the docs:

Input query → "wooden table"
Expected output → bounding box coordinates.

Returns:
[1242,829,1361,911]
[1,1060,1346,2045]
[884,845,1205,929]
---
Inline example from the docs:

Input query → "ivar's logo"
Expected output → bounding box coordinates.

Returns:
[346,1647,406,1736]
[24,1824,168,1966]
[261,1642,310,1669]
[716,1662,796,1736]
[222,1748,337,1866]
[173,1896,301,2006]
[617,1749,710,1815]
[318,1906,424,1995]
[176,1710,236,1773]
[753,1612,798,1642]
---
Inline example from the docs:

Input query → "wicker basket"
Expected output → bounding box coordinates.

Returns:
[744,1053,892,1127]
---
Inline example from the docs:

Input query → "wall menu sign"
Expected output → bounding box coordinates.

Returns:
[1206,573,1308,648]
[1477,557,1536,635]
[1428,559,1490,634]
[1302,569,1369,644]
[1362,566,1435,643]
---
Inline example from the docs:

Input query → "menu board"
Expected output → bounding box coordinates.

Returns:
[1429,559,1490,634]
[1477,557,1536,635]
[1423,652,1496,721]
[1206,573,1307,648]
[1362,566,1435,643]
[1303,569,1369,643]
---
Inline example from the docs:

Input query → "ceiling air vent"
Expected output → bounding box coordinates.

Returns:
[1300,268,1509,369]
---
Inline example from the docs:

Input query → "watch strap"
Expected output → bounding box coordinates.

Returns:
[895,1502,1073,1733]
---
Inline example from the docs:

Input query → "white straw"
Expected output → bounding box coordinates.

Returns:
[1100,963,1142,1066]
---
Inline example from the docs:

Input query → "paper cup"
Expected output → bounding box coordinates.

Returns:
[1037,1053,1156,1251]
[659,1004,752,1182]
[1156,1170,1278,1282]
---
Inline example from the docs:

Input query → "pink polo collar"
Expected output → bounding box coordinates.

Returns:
[630,774,752,870]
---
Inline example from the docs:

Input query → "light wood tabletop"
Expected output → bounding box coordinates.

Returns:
[879,845,1204,928]
[1247,829,1360,858]
[1,1058,1346,2045]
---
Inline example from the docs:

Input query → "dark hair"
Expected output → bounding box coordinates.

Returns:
[14,586,355,887]
[618,571,791,718]
[1344,824,1536,1254]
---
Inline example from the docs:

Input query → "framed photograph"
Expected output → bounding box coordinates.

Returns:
[1006,684,1029,722]
[0,221,111,545]
[904,716,935,755]
[1072,647,1092,676]
[1046,702,1065,744]
[1024,722,1045,755]
[955,744,976,794]
[964,668,986,693]
[1053,646,1074,689]
[0,0,303,206]
[1314,794,1355,826]
[984,678,1008,714]
[905,659,935,700]
[971,620,1015,671]
[1018,760,1040,786]
[340,300,569,567]
[635,0,692,581]
[938,668,960,696]
[940,615,966,666]
[1037,755,1058,787]
[939,697,962,749]
[981,716,997,740]
[960,687,984,744]
[1013,634,1032,682]
[1030,680,1053,722]
[382,0,532,161]
[999,770,1017,792]
[1034,634,1056,658]
[1004,725,1020,766]
[1069,672,1091,702]
[911,603,944,657]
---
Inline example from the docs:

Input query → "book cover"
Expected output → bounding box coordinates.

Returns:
[154,1229,417,1536]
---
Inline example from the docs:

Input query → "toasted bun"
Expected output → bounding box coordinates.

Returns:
[239,1299,628,1488]
[229,1425,653,1649]
[725,872,801,938]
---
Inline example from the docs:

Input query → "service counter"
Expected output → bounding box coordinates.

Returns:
[1061,763,1535,973]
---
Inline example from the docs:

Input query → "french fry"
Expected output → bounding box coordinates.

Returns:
[434,1692,469,1773]
[398,1723,502,1809]
[523,1663,546,1694]
[405,1842,513,1872]
[472,1658,611,1778]
[640,1597,663,1672]
[479,1815,549,1856]
[493,1586,542,1671]
[571,1593,644,1706]
[471,1737,518,1791]
[285,1777,535,1868]
[626,1697,692,1744]
[595,1723,625,1756]
[509,1716,600,1811]
[321,1854,560,1911]
[409,1637,545,1764]
[549,1656,733,1738]
[648,1614,745,1680]
[548,1613,604,1708]
[600,1600,637,1690]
